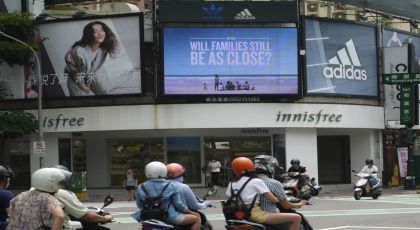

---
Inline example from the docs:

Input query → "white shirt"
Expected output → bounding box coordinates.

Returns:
[208,160,221,173]
[361,165,378,175]
[226,176,270,204]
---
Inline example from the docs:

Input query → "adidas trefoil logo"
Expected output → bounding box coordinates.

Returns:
[323,39,367,81]
[234,8,256,20]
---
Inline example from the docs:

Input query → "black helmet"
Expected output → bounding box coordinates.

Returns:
[254,155,280,175]
[0,165,14,181]
[290,159,300,166]
[365,158,374,165]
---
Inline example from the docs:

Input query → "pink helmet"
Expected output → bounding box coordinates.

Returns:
[166,163,185,179]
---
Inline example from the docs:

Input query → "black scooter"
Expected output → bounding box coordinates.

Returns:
[224,196,313,230]
[72,195,114,230]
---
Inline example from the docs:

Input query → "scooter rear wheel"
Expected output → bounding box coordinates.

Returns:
[354,190,362,200]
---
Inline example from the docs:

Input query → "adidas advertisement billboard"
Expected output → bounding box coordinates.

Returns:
[162,27,298,96]
[305,19,378,97]
[158,1,298,23]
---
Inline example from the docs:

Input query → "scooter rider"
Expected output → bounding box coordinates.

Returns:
[254,155,307,212]
[166,163,211,210]
[51,165,113,229]
[0,166,14,230]
[288,159,309,189]
[134,161,201,230]
[360,159,380,188]
[227,157,302,230]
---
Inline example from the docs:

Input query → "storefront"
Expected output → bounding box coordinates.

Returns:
[2,103,384,189]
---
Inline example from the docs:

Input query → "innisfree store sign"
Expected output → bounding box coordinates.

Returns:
[275,110,342,124]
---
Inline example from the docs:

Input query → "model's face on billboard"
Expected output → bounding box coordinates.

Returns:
[92,24,105,44]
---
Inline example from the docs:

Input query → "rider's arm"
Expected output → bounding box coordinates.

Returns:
[279,199,307,209]
[82,212,113,223]
[263,191,280,204]
[182,185,208,210]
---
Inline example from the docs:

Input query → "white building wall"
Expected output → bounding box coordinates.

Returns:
[285,128,318,181]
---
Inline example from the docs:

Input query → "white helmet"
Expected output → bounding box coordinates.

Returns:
[51,165,73,182]
[32,168,65,193]
[145,161,167,179]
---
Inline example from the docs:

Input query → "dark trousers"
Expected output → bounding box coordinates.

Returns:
[211,172,219,186]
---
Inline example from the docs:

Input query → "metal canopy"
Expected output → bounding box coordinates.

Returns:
[324,0,420,21]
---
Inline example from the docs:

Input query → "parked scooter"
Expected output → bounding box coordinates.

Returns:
[352,170,382,200]
[309,177,321,196]
[282,172,312,200]
[140,196,213,230]
[73,195,114,230]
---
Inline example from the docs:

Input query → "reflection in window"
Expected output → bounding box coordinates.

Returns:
[167,137,201,184]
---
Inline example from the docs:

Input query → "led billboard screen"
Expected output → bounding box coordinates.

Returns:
[162,27,298,96]
[36,13,143,98]
[305,18,378,97]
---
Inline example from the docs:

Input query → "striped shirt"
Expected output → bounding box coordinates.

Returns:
[258,174,287,213]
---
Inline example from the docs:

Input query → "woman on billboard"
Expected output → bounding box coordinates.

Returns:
[64,20,120,96]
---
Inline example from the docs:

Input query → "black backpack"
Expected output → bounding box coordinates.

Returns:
[221,177,257,220]
[140,182,171,222]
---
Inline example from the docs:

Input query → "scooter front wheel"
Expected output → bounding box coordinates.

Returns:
[354,190,362,200]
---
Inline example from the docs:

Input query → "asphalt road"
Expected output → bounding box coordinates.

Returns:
[73,193,420,230]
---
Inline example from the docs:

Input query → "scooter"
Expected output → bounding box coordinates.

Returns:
[282,172,312,200]
[140,196,213,230]
[309,177,321,196]
[73,195,114,230]
[352,170,382,200]
[224,195,312,230]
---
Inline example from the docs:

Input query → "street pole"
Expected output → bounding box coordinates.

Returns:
[0,31,44,168]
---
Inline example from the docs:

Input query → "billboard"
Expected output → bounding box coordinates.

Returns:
[382,29,420,122]
[37,13,143,98]
[159,1,298,23]
[162,27,298,96]
[305,18,378,97]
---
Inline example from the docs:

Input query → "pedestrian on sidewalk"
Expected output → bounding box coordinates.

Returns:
[123,169,138,201]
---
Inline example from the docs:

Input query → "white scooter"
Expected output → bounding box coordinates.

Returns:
[352,170,382,200]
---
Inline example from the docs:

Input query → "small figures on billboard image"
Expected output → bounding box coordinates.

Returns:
[203,75,255,93]
[214,74,219,91]
[65,20,120,96]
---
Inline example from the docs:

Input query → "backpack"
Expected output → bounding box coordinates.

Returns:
[140,182,171,222]
[221,177,257,220]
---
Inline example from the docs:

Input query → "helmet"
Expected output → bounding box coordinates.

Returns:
[290,159,300,166]
[231,157,255,176]
[365,158,374,165]
[166,163,185,179]
[51,165,72,182]
[0,165,14,181]
[145,161,167,179]
[254,155,280,175]
[31,168,65,193]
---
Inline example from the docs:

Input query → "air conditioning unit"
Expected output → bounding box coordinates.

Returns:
[331,6,356,21]
[304,1,328,18]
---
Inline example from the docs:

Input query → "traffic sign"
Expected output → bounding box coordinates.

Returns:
[383,73,420,84]
[33,141,46,155]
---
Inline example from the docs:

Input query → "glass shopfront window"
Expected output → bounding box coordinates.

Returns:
[204,136,272,187]
[109,138,164,186]
[167,137,201,184]
[3,139,30,188]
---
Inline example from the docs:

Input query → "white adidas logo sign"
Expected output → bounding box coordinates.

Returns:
[234,8,256,20]
[323,39,367,81]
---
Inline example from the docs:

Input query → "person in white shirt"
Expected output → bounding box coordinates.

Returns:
[360,158,380,188]
[226,157,301,230]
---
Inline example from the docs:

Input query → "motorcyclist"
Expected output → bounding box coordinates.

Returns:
[7,168,65,230]
[133,161,201,230]
[0,166,14,230]
[51,165,113,229]
[254,155,307,212]
[226,157,301,230]
[166,163,212,210]
[287,159,310,189]
[359,159,380,188]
